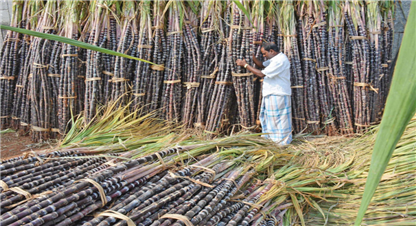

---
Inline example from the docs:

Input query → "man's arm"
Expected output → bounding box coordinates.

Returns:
[252,54,264,69]
[236,59,266,78]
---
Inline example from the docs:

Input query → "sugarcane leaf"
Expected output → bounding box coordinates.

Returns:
[232,0,253,24]
[0,25,157,65]
[187,1,199,16]
[290,194,305,226]
[354,2,416,226]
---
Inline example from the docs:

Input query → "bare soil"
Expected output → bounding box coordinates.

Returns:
[0,132,53,160]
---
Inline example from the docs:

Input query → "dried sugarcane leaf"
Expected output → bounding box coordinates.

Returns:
[354,3,416,225]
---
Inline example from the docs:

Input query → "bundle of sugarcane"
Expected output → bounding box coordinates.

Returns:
[0,151,113,211]
[195,0,221,130]
[132,1,153,112]
[83,0,111,122]
[58,0,83,134]
[205,0,235,135]
[345,0,371,133]
[230,0,257,132]
[327,2,354,135]
[0,1,24,129]
[10,1,39,131]
[111,1,138,106]
[279,0,306,133]
[367,1,384,125]
[29,0,61,141]
[181,8,202,128]
[312,1,337,135]
[161,1,184,123]
[295,1,315,133]
[379,2,394,119]
[144,0,167,113]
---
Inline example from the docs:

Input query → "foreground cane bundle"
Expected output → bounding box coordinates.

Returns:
[1,111,415,225]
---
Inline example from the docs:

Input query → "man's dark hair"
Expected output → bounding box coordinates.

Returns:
[262,42,279,53]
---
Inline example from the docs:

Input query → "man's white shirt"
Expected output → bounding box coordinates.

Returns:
[261,53,291,97]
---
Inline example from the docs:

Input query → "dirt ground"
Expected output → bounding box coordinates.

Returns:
[0,132,53,160]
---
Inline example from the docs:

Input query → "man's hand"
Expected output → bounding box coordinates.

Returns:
[236,59,247,67]
[252,54,264,69]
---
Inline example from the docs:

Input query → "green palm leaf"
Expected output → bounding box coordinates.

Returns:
[0,25,157,65]
[354,2,416,225]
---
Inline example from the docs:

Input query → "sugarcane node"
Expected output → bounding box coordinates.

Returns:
[277,34,284,36]
[58,95,77,99]
[336,77,346,80]
[61,53,78,57]
[312,21,327,28]
[102,71,114,76]
[307,120,320,124]
[85,77,102,82]
[387,60,392,63]
[345,61,353,65]
[77,75,85,79]
[137,45,153,49]
[240,124,257,130]
[284,34,297,37]
[253,41,263,44]
[133,93,145,97]
[231,72,253,77]
[291,86,304,88]
[329,25,344,27]
[15,84,24,88]
[75,179,108,207]
[160,214,194,226]
[215,81,233,86]
[11,116,20,120]
[47,74,61,78]
[20,122,29,126]
[150,64,165,71]
[164,80,181,84]
[350,36,367,40]
[381,64,389,68]
[166,30,183,36]
[96,210,135,226]
[353,82,370,87]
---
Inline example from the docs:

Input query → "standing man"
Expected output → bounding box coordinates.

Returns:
[236,43,292,145]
